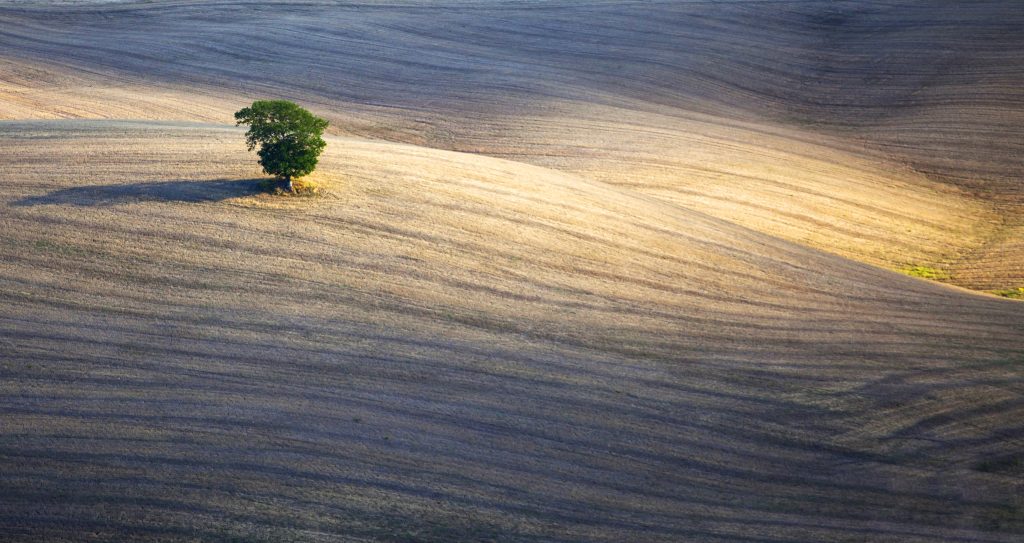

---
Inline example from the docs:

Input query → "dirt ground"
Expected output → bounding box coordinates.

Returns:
[0,2,1022,541]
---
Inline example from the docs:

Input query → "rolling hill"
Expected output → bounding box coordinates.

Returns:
[0,0,1021,290]
[0,1,1022,542]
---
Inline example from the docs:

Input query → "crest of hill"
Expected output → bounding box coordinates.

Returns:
[0,0,1020,290]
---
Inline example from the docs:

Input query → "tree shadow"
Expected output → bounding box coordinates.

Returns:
[11,178,269,207]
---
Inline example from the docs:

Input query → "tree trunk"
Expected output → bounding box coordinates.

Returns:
[282,176,294,193]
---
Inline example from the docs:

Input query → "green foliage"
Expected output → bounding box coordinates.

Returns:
[234,100,328,187]
[991,287,1024,299]
[901,265,950,281]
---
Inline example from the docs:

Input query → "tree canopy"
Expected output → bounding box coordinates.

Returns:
[234,100,328,191]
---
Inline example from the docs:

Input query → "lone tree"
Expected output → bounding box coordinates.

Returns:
[235,100,328,192]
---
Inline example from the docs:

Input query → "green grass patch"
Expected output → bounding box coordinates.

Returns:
[901,265,950,281]
[991,287,1024,300]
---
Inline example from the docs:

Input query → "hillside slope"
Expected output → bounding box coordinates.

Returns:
[0,0,1020,290]
[1,121,1023,541]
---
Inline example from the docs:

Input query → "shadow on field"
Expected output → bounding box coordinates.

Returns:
[11,178,267,206]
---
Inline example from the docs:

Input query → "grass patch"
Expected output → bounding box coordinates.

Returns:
[901,265,950,281]
[257,177,323,197]
[31,239,93,257]
[991,287,1024,300]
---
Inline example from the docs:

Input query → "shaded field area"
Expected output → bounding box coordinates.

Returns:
[12,178,265,206]
[1,121,1022,542]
